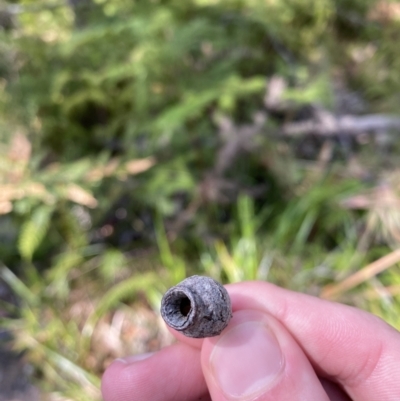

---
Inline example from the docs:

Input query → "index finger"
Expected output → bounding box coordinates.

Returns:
[227,281,400,401]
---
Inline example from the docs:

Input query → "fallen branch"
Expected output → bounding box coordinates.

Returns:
[282,112,400,137]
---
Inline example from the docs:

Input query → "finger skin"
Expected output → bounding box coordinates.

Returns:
[225,282,400,401]
[201,309,330,401]
[101,342,208,401]
[167,325,204,349]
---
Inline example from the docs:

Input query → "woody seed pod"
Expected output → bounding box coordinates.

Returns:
[160,275,232,338]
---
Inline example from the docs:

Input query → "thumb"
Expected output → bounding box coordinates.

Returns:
[200,310,331,401]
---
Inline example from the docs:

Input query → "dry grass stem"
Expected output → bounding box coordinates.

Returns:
[321,249,400,299]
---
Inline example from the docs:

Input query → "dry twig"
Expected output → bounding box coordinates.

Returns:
[282,113,400,137]
[321,248,400,299]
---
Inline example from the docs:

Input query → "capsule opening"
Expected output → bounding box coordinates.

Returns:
[179,297,191,316]
[161,290,193,329]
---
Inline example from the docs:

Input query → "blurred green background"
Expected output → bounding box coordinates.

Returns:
[1,0,400,399]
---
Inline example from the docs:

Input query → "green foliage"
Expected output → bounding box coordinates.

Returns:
[7,0,394,161]
[0,265,101,401]
[2,0,400,400]
[18,204,54,261]
[82,271,160,339]
[1,248,164,401]
[155,214,186,284]
[201,195,261,283]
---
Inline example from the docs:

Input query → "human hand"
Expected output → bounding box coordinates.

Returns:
[101,281,400,401]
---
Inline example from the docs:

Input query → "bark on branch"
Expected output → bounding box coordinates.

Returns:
[281,113,400,137]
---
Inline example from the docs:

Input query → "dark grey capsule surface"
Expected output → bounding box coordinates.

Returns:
[160,275,232,338]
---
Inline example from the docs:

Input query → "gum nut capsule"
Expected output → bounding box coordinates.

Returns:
[160,275,232,338]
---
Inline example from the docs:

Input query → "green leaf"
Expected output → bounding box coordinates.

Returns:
[0,265,37,306]
[18,205,54,262]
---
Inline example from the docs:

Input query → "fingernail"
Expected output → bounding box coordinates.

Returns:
[115,352,154,364]
[210,321,283,399]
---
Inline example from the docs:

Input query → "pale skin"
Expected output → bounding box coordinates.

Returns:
[101,281,400,401]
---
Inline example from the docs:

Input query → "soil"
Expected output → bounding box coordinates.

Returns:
[0,280,39,401]
[0,348,39,401]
